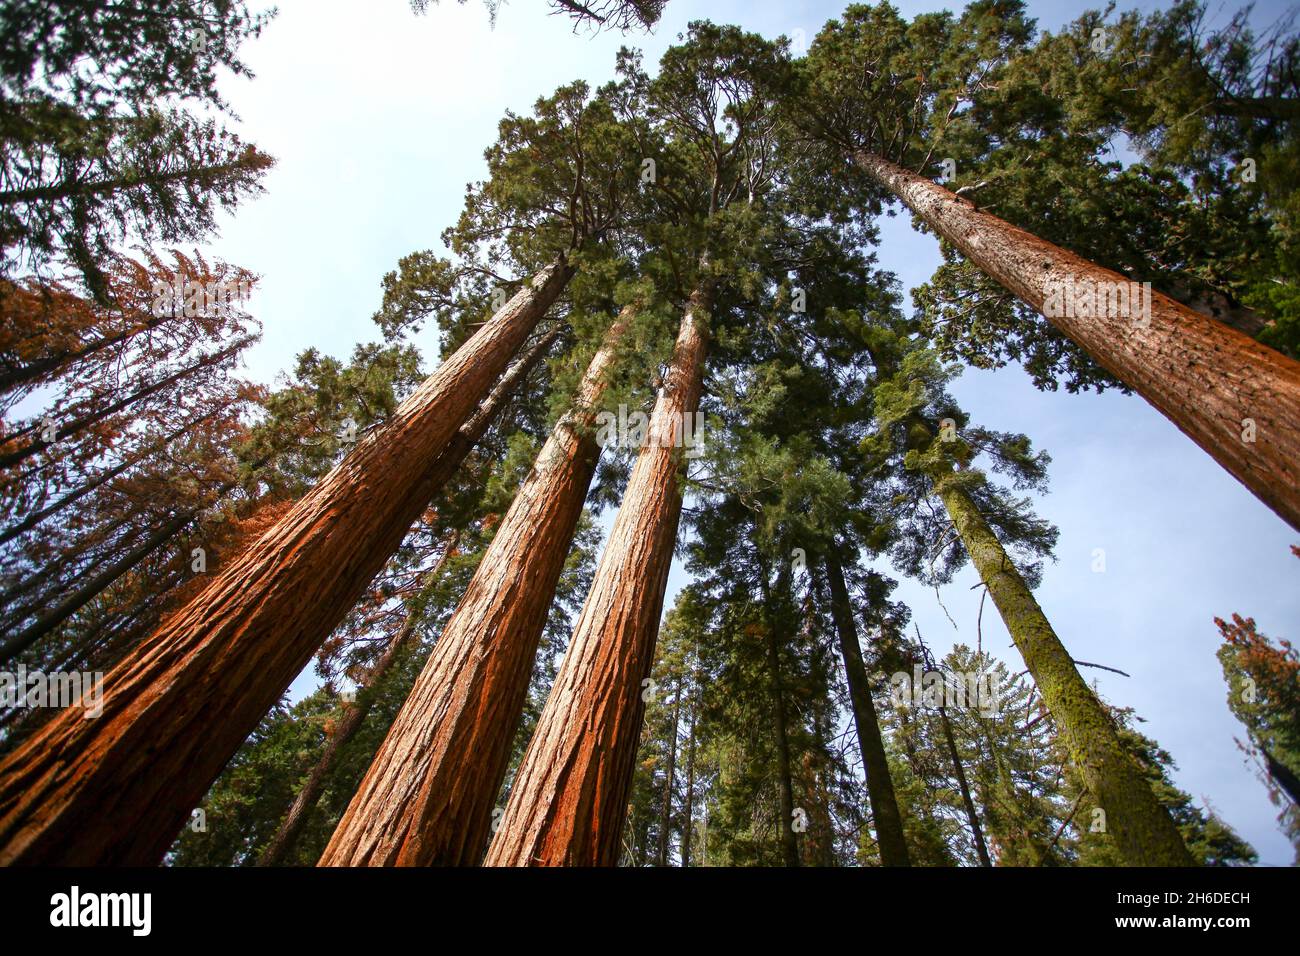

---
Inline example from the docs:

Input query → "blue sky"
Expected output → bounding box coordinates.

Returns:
[199,0,1300,863]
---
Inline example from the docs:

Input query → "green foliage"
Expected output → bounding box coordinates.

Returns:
[238,342,426,498]
[1063,716,1257,867]
[0,1,276,296]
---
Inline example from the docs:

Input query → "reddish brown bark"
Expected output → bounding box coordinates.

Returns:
[2,330,553,760]
[258,530,462,867]
[484,290,710,867]
[0,260,572,865]
[320,312,630,866]
[856,150,1300,533]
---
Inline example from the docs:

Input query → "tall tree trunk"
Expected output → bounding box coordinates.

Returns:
[936,701,992,867]
[2,321,551,755]
[760,569,800,869]
[0,264,571,865]
[656,684,681,867]
[933,470,1192,866]
[824,551,910,866]
[484,288,710,866]
[680,677,697,868]
[258,530,461,867]
[0,335,254,470]
[854,150,1300,532]
[320,313,628,867]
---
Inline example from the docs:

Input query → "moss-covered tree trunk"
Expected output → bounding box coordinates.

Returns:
[824,552,910,866]
[484,289,710,867]
[320,312,629,867]
[0,263,571,865]
[856,150,1300,533]
[934,472,1192,866]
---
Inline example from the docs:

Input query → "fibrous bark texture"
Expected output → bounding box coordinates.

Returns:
[0,261,572,865]
[485,290,710,866]
[321,312,630,866]
[857,150,1300,533]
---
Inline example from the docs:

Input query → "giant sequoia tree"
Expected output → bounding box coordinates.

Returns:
[0,76,641,864]
[487,24,793,866]
[796,1,1300,532]
[321,303,635,865]
[1,1,1289,871]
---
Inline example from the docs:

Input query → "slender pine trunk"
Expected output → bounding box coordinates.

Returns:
[763,611,800,868]
[0,506,201,664]
[485,288,710,866]
[1263,748,1300,806]
[680,679,697,868]
[0,264,570,865]
[0,308,180,398]
[0,152,270,207]
[824,551,910,866]
[320,314,627,867]
[936,701,992,866]
[0,336,253,470]
[0,508,141,612]
[855,150,1300,532]
[0,406,223,546]
[656,684,681,867]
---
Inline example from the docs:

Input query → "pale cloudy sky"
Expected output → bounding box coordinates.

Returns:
[200,0,1300,863]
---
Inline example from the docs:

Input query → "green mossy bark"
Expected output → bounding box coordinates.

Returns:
[935,476,1193,867]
